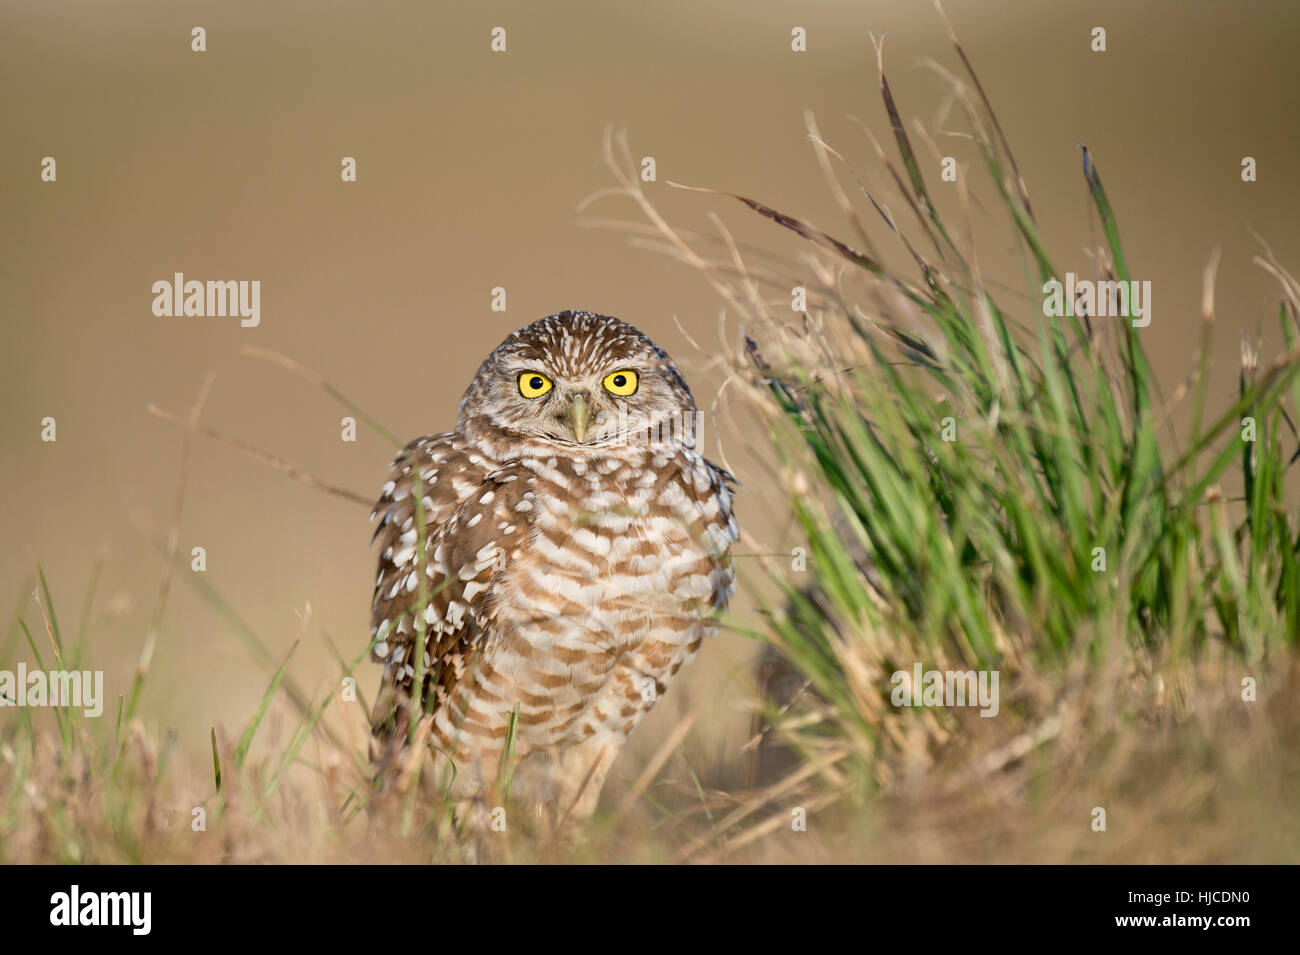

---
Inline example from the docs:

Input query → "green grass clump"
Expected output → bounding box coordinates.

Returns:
[594,16,1300,859]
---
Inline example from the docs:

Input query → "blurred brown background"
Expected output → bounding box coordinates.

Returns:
[3,0,1298,777]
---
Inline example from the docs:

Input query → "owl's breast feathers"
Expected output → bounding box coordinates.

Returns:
[367,431,737,760]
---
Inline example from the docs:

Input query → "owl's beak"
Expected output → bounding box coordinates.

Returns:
[564,394,592,443]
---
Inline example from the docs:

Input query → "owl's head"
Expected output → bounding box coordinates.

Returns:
[458,310,698,448]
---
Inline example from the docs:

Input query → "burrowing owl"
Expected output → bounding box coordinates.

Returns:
[368,310,737,821]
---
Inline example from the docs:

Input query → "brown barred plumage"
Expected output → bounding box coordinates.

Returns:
[368,310,737,820]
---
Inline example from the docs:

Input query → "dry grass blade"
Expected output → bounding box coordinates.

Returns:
[666,180,883,274]
[584,126,752,322]
[815,122,949,286]
[615,710,699,819]
[1184,247,1222,446]
[126,372,215,725]
[868,31,953,257]
[694,790,842,864]
[675,747,851,861]
[240,345,401,447]
[804,110,879,257]
[933,0,1033,217]
[396,715,434,794]
[31,577,63,666]
[147,404,372,508]
[1251,232,1300,319]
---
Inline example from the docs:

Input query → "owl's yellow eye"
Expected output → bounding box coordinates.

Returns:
[518,371,553,399]
[602,370,638,397]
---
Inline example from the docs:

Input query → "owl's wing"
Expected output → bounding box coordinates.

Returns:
[368,434,534,754]
[369,433,471,666]
[687,456,741,608]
